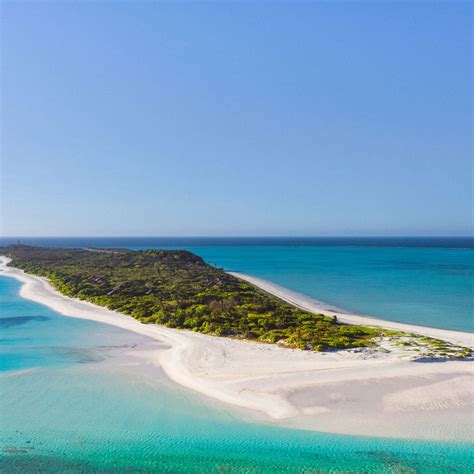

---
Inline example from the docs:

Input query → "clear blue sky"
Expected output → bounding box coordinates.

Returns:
[2,1,472,237]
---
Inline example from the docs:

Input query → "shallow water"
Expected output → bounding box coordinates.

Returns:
[1,275,473,472]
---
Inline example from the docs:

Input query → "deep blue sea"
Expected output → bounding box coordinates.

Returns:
[1,273,473,473]
[1,237,472,332]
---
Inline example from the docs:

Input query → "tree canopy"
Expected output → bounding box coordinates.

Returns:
[2,245,382,351]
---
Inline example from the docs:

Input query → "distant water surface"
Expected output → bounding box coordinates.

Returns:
[1,275,473,473]
[2,237,472,332]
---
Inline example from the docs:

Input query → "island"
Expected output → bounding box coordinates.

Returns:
[1,245,473,440]
[1,245,470,357]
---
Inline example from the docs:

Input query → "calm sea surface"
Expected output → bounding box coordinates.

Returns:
[1,275,473,473]
[1,237,472,331]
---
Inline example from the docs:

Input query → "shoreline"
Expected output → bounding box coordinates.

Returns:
[228,272,473,347]
[1,256,473,441]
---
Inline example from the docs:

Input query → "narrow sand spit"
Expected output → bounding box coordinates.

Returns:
[1,257,473,441]
[228,272,473,347]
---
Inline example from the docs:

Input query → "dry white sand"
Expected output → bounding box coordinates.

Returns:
[1,257,473,441]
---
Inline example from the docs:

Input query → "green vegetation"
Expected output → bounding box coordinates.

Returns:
[1,245,471,358]
[392,334,472,358]
[2,245,383,351]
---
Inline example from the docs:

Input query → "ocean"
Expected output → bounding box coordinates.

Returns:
[1,275,473,473]
[1,237,472,332]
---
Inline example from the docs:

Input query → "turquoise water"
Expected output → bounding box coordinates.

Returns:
[184,246,474,332]
[1,275,473,472]
[2,237,472,332]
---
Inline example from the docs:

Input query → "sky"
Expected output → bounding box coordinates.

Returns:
[1,1,472,237]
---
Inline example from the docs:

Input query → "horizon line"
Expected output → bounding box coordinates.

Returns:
[1,235,473,239]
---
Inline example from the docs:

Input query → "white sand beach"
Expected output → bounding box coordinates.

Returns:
[228,272,474,347]
[1,256,473,441]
